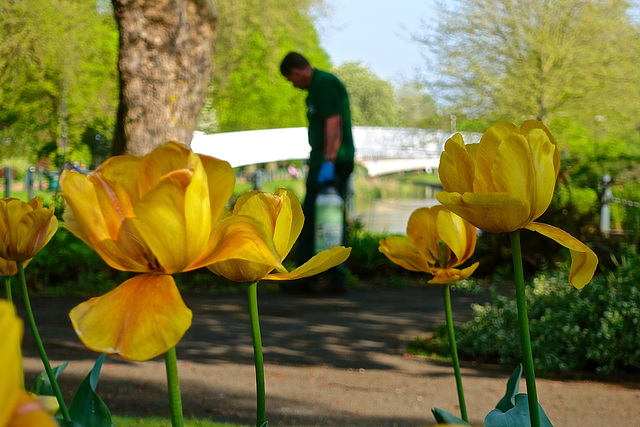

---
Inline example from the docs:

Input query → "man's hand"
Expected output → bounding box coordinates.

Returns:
[317,161,335,184]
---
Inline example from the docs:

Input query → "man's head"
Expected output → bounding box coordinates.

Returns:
[280,52,313,89]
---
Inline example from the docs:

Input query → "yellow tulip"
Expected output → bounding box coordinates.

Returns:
[0,301,57,427]
[436,120,597,289]
[379,206,479,284]
[207,189,351,282]
[0,198,57,262]
[0,258,30,277]
[60,141,283,361]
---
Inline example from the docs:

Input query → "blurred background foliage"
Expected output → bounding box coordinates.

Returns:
[2,0,640,295]
[3,0,640,375]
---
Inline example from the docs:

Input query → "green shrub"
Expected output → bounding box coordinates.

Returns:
[24,226,125,296]
[455,246,640,374]
[345,218,397,275]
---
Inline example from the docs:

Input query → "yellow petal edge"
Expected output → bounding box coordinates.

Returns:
[524,222,598,289]
[69,274,192,361]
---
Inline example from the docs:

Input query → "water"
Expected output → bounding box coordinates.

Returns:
[352,197,440,234]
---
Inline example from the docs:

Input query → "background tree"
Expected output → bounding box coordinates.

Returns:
[111,0,217,156]
[199,0,330,133]
[0,0,118,165]
[333,62,400,127]
[395,80,444,129]
[419,0,640,157]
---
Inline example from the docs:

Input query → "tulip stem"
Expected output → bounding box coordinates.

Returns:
[248,282,266,426]
[4,275,11,303]
[17,260,71,421]
[164,346,184,427]
[509,230,540,427]
[443,284,468,422]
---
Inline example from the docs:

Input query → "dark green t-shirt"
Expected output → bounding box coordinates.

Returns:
[306,69,355,167]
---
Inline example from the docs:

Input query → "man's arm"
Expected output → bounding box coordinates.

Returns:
[324,114,342,162]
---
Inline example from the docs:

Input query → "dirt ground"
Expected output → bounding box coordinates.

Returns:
[19,288,640,426]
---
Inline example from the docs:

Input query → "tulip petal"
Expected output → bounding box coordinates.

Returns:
[439,133,475,194]
[0,199,57,261]
[137,145,212,257]
[437,209,476,267]
[407,207,441,264]
[524,222,598,289]
[3,198,33,234]
[0,199,31,260]
[183,157,212,261]
[207,258,273,283]
[69,274,192,361]
[477,122,519,191]
[235,192,282,237]
[93,154,141,209]
[264,246,352,281]
[520,120,560,179]
[62,172,150,271]
[9,392,58,426]
[200,216,285,274]
[136,141,194,197]
[93,225,155,272]
[428,262,479,284]
[525,128,558,222]
[199,153,236,222]
[61,171,113,246]
[0,257,20,277]
[132,171,195,274]
[436,191,530,233]
[379,236,433,272]
[274,189,304,258]
[0,301,23,427]
[489,128,558,224]
[232,190,262,214]
[15,205,57,261]
[492,133,531,201]
[474,121,518,193]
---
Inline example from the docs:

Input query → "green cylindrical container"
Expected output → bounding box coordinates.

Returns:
[314,185,344,253]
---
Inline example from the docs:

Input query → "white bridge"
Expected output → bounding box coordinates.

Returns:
[191,127,481,176]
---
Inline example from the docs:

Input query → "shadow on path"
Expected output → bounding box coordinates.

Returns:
[19,287,485,370]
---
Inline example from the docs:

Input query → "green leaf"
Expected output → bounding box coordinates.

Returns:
[68,354,114,427]
[30,362,69,396]
[495,364,523,412]
[432,407,471,425]
[484,394,554,427]
[259,422,268,427]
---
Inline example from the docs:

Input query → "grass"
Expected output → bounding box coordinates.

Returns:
[4,188,57,205]
[397,171,441,186]
[233,178,306,200]
[112,416,247,427]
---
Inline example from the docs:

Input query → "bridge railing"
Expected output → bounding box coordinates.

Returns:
[192,127,482,173]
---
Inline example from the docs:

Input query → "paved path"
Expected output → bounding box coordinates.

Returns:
[19,288,640,426]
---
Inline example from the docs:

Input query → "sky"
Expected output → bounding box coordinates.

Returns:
[316,0,438,85]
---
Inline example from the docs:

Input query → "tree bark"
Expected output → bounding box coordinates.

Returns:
[111,0,217,156]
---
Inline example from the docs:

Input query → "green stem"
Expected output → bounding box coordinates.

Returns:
[443,284,468,422]
[4,275,11,303]
[164,347,184,427]
[509,230,540,427]
[17,260,71,421]
[248,282,266,426]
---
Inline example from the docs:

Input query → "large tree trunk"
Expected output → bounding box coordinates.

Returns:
[111,0,217,156]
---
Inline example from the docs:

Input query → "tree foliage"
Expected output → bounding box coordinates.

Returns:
[0,0,119,165]
[200,0,330,133]
[420,0,640,157]
[333,62,399,127]
[395,81,445,129]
